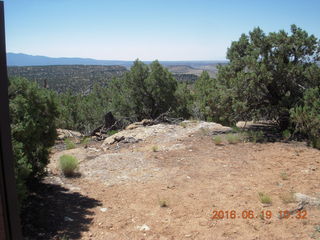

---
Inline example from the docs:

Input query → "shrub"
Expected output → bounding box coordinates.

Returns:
[226,134,240,144]
[280,172,289,180]
[280,192,295,204]
[64,138,76,149]
[152,146,159,152]
[108,60,177,120]
[291,87,320,149]
[282,130,291,141]
[59,155,78,177]
[159,199,168,208]
[80,136,90,146]
[213,135,223,145]
[179,122,187,128]
[245,130,264,143]
[258,192,272,204]
[194,26,320,128]
[108,130,119,136]
[9,77,58,201]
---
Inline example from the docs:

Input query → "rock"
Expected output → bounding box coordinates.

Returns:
[122,137,141,144]
[114,136,125,142]
[136,224,150,231]
[294,193,320,206]
[103,137,117,145]
[57,129,83,140]
[309,165,317,171]
[126,123,141,130]
[100,207,108,212]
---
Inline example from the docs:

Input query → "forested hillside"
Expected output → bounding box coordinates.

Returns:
[7,64,205,93]
[8,65,128,93]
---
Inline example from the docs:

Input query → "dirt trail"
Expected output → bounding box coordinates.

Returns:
[31,121,320,239]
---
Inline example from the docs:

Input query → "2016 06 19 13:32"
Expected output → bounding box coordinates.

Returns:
[211,210,307,220]
[211,210,273,219]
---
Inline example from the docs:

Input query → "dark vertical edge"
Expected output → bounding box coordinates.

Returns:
[0,1,23,239]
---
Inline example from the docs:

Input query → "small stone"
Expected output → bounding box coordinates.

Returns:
[100,207,108,212]
[137,224,150,231]
[310,165,317,171]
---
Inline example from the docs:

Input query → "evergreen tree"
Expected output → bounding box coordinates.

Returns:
[109,59,178,120]
[9,77,58,200]
[211,25,320,127]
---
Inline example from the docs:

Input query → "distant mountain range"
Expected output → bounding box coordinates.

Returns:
[6,53,227,68]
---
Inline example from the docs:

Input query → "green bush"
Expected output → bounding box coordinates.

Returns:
[226,134,241,144]
[9,77,58,201]
[59,155,78,177]
[212,135,223,145]
[64,138,76,149]
[258,192,272,204]
[282,129,291,141]
[291,87,320,149]
[193,25,320,128]
[108,60,177,120]
[245,130,265,143]
[108,130,119,136]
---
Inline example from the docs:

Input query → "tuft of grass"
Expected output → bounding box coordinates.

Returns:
[61,234,70,240]
[245,130,265,143]
[64,138,76,149]
[80,136,90,145]
[311,137,320,150]
[226,134,240,144]
[212,135,223,145]
[152,145,159,152]
[157,196,168,207]
[280,172,289,180]
[159,199,168,208]
[282,129,291,140]
[280,192,296,204]
[179,122,187,128]
[59,154,78,177]
[258,192,272,204]
[108,130,119,136]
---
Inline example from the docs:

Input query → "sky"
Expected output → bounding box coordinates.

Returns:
[3,0,320,61]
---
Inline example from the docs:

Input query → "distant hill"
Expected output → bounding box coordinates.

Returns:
[7,53,133,67]
[7,52,227,69]
[8,65,127,94]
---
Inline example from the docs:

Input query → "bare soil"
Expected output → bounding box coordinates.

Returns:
[23,122,320,240]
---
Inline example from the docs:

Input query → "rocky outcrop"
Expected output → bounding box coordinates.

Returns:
[57,129,83,140]
[102,120,232,147]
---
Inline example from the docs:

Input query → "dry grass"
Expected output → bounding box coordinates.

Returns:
[152,145,159,152]
[226,134,241,144]
[212,135,223,145]
[280,172,289,180]
[279,192,296,204]
[258,192,272,204]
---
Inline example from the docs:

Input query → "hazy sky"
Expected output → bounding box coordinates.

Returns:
[4,0,320,61]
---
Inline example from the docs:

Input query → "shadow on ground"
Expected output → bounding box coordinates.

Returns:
[21,181,101,240]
